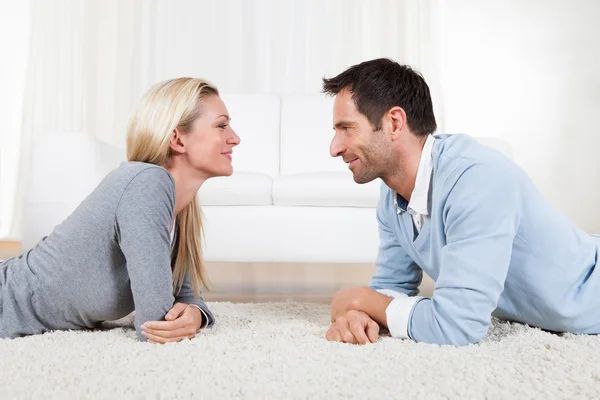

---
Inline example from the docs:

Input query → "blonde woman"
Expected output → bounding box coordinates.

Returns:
[0,78,240,343]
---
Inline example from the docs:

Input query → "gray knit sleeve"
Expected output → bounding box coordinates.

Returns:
[115,166,176,341]
[175,272,215,329]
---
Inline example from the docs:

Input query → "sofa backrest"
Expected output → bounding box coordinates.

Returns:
[21,133,125,251]
[220,93,281,177]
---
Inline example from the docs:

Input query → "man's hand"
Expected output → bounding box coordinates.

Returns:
[330,286,371,322]
[141,303,203,344]
[325,310,379,345]
[330,286,394,327]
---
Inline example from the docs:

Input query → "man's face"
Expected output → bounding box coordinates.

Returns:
[330,89,390,184]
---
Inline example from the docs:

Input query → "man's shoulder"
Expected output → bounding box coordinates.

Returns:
[435,134,514,165]
[431,134,530,213]
[433,134,520,183]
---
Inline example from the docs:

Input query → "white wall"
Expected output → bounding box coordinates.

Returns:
[441,0,600,233]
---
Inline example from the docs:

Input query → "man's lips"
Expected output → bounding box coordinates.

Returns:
[345,157,359,169]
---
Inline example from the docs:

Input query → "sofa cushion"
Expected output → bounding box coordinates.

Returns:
[202,206,379,263]
[199,172,273,206]
[272,172,381,207]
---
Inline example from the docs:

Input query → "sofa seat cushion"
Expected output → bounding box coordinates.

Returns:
[272,172,380,207]
[199,172,273,206]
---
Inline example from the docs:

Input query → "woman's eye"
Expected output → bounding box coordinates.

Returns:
[218,124,228,129]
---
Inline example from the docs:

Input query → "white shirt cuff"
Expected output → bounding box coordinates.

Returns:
[188,304,209,329]
[385,296,425,339]
[376,289,409,299]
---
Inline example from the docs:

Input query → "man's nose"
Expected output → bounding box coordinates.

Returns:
[330,134,345,158]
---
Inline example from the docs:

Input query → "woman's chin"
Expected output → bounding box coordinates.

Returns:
[214,166,234,177]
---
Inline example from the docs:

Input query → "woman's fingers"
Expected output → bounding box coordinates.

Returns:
[143,330,195,344]
[142,326,197,340]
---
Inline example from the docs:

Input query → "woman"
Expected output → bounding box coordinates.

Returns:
[0,77,240,343]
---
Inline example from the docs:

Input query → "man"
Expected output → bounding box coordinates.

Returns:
[322,58,600,346]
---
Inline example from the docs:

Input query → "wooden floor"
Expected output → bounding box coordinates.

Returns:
[0,241,19,260]
[0,242,435,302]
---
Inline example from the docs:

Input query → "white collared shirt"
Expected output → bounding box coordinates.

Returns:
[392,134,434,232]
[379,134,434,339]
[407,134,434,232]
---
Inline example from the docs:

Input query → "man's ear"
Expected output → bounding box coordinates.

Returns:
[169,128,186,155]
[388,106,407,141]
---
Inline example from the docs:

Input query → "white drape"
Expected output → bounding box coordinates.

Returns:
[0,0,30,239]
[5,1,600,239]
[4,0,440,238]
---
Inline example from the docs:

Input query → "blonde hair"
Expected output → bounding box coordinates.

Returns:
[126,77,218,296]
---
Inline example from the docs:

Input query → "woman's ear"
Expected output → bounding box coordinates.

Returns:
[169,128,186,155]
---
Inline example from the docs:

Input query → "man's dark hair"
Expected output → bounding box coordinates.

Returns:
[322,58,437,136]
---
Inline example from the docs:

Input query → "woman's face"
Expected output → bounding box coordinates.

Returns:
[176,95,241,179]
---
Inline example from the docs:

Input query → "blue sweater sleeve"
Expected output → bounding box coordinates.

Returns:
[369,184,422,296]
[408,164,520,345]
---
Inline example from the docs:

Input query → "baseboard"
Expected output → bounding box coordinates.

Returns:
[203,261,435,302]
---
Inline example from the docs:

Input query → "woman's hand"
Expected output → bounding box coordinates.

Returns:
[141,302,203,344]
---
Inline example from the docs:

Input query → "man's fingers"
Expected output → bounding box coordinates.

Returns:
[335,318,358,344]
[349,320,370,345]
[326,325,355,344]
[325,327,333,341]
[341,328,358,344]
[366,320,380,343]
[330,327,342,342]
[165,303,188,321]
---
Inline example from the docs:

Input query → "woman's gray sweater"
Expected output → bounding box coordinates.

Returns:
[0,162,215,340]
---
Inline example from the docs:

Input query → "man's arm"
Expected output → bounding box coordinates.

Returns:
[331,183,424,333]
[369,182,423,296]
[403,164,519,345]
[368,183,425,332]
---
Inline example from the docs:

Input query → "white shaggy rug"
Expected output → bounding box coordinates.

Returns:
[1,302,600,399]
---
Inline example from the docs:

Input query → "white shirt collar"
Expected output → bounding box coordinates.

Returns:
[407,134,435,216]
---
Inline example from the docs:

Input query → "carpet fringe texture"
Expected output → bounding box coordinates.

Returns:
[1,302,599,399]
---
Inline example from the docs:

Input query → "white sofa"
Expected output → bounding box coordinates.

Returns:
[21,94,513,264]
